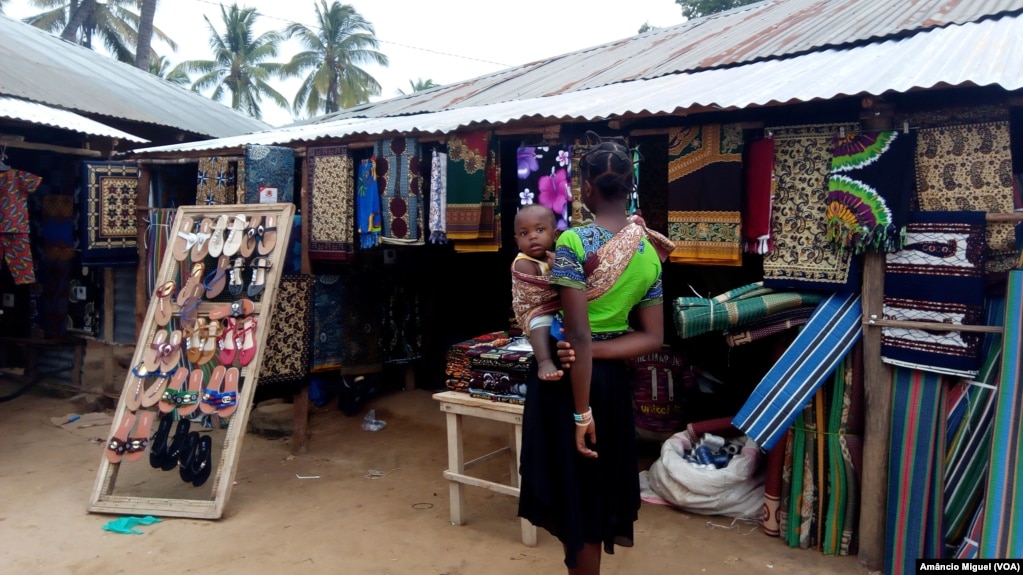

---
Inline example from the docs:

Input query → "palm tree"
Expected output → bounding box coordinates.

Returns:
[24,0,176,64]
[135,0,157,71]
[149,55,190,86]
[177,4,288,120]
[396,78,439,96]
[282,0,388,117]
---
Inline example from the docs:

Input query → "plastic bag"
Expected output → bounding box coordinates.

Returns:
[646,429,765,519]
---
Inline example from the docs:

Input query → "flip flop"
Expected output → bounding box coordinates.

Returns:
[190,435,214,487]
[209,297,254,320]
[207,214,229,258]
[162,418,191,471]
[153,280,176,327]
[178,431,200,483]
[125,363,150,412]
[247,257,271,298]
[171,216,196,262]
[177,262,205,307]
[159,330,184,374]
[204,255,231,299]
[142,330,169,373]
[105,412,137,463]
[222,214,247,257]
[190,217,214,261]
[159,367,190,414]
[257,215,278,255]
[141,370,171,408]
[124,410,154,462]
[149,415,173,469]
[218,318,238,366]
[237,316,258,367]
[227,256,246,296]
[241,215,262,258]
[200,365,227,415]
[220,366,240,418]
[197,320,222,366]
[185,317,207,365]
[177,369,204,417]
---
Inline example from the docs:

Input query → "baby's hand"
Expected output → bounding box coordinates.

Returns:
[556,339,575,370]
[545,250,555,268]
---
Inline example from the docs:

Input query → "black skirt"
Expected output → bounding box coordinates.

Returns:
[517,357,640,569]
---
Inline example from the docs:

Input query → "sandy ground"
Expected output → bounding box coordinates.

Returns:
[0,382,877,575]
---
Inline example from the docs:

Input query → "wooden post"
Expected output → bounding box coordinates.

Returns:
[856,106,895,570]
[292,158,311,454]
[135,166,151,336]
[103,267,116,397]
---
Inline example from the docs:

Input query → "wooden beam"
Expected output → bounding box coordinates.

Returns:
[103,268,116,397]
[135,166,151,337]
[864,318,1003,334]
[0,137,103,157]
[293,156,312,455]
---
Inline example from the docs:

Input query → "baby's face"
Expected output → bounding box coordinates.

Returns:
[514,210,556,260]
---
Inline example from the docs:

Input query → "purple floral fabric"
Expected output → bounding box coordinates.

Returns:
[517,145,573,230]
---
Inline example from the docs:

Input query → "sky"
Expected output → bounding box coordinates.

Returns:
[3,0,687,127]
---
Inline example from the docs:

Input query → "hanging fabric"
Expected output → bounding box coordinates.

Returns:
[517,144,573,231]
[374,137,424,245]
[428,149,448,244]
[195,156,236,206]
[453,137,501,253]
[243,144,294,204]
[742,137,775,254]
[356,158,381,249]
[78,161,138,267]
[445,131,490,240]
[307,145,355,260]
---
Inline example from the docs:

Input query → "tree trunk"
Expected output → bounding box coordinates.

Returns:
[62,0,97,43]
[135,0,158,71]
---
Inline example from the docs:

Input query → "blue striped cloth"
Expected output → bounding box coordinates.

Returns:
[731,292,862,450]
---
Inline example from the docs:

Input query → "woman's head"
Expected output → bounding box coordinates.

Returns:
[578,137,633,207]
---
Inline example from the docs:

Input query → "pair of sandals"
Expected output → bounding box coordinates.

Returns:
[185,318,221,366]
[172,214,278,262]
[106,411,154,464]
[225,256,272,298]
[149,418,213,487]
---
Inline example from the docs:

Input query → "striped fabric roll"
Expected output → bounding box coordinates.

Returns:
[885,367,947,575]
[980,270,1023,558]
[732,292,862,451]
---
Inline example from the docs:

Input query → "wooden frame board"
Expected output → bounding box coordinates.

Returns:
[89,203,294,519]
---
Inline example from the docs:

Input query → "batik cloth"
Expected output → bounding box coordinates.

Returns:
[374,137,424,245]
[881,211,987,378]
[356,158,381,248]
[742,137,775,254]
[666,124,744,266]
[0,169,41,283]
[569,144,595,228]
[243,144,294,204]
[915,122,1016,273]
[428,149,448,243]
[517,145,573,231]
[195,156,236,205]
[445,131,490,240]
[453,139,501,253]
[311,274,344,372]
[307,146,355,260]
[762,124,858,291]
[259,275,313,386]
[79,161,138,267]
[825,130,916,254]
[445,331,511,393]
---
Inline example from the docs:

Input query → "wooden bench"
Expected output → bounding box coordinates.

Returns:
[433,390,537,546]
[0,335,86,390]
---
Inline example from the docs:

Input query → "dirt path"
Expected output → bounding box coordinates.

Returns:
[0,388,875,575]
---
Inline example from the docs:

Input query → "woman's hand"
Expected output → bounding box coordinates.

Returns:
[555,339,576,370]
[575,418,597,458]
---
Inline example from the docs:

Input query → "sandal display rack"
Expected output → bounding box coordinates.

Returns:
[89,203,294,519]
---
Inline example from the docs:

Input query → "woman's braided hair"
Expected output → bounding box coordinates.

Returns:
[578,131,634,200]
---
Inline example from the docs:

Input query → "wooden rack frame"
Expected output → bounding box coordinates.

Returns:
[89,203,294,519]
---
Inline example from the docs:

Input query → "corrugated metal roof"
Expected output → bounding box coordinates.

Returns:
[310,0,1023,123]
[134,12,1023,155]
[0,96,148,142]
[0,16,269,138]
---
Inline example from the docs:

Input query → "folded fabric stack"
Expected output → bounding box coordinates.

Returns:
[467,337,533,404]
[444,331,511,392]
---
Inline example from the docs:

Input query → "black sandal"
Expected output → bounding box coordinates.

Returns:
[162,419,191,471]
[190,435,214,487]
[148,417,173,469]
[178,431,200,483]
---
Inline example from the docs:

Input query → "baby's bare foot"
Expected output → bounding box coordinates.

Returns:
[537,359,564,381]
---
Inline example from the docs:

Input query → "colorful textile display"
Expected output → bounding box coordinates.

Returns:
[742,137,775,254]
[195,156,236,205]
[517,144,573,231]
[307,145,355,260]
[884,367,947,575]
[445,131,489,240]
[79,161,138,267]
[445,331,512,392]
[825,130,916,254]
[311,274,344,372]
[356,158,381,248]
[822,344,864,556]
[980,270,1023,558]
[762,124,858,291]
[915,122,1017,273]
[428,149,448,243]
[672,282,825,340]
[1,169,41,284]
[732,292,862,451]
[453,140,501,253]
[723,305,815,347]
[374,137,424,245]
[956,503,985,559]
[243,144,294,204]
[666,124,744,265]
[259,275,313,386]
[762,437,787,537]
[881,211,987,378]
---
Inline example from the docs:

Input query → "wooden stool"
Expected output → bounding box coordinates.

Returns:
[433,390,537,546]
